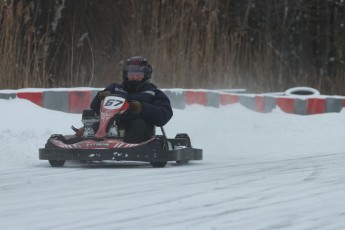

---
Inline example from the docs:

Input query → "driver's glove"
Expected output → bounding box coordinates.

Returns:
[97,90,111,100]
[128,101,142,114]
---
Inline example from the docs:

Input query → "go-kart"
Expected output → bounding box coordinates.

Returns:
[39,94,203,168]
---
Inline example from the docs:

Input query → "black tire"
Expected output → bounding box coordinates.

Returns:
[175,133,191,147]
[150,161,167,168]
[175,133,191,164]
[50,134,65,141]
[176,160,190,165]
[49,160,66,167]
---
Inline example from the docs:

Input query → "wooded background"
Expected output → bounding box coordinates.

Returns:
[1,0,345,94]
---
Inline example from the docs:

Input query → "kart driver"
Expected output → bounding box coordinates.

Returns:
[90,56,173,143]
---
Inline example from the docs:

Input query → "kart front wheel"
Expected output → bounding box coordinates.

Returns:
[49,160,66,167]
[150,161,167,168]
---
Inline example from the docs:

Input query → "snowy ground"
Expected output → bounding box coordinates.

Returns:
[1,98,345,230]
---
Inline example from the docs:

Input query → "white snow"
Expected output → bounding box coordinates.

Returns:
[1,98,345,230]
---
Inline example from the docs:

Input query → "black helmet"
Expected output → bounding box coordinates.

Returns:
[122,56,152,92]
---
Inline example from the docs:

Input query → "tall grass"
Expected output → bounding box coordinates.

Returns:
[1,0,344,94]
[100,0,345,94]
[0,1,49,88]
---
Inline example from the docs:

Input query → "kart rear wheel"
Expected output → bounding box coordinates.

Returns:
[49,160,66,167]
[150,161,167,168]
[176,160,190,165]
[175,133,191,165]
[175,133,191,147]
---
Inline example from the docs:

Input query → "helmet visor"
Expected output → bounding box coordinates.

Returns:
[126,65,148,81]
[127,71,144,81]
[127,65,147,72]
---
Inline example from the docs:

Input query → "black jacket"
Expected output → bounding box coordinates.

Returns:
[90,83,173,127]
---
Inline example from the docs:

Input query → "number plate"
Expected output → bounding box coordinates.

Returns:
[103,96,125,110]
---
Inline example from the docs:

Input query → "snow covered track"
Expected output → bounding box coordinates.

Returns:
[1,98,345,229]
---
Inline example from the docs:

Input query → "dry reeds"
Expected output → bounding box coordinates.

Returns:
[105,0,345,94]
[1,0,344,94]
[0,1,48,88]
